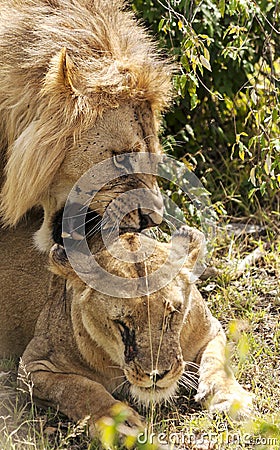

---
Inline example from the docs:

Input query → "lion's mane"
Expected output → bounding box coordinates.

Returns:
[0,0,173,225]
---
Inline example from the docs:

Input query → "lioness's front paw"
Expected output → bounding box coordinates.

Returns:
[93,402,143,440]
[173,225,205,249]
[209,389,254,420]
[195,382,254,420]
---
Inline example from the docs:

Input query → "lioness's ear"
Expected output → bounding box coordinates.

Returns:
[49,244,81,283]
[172,225,206,282]
[43,47,81,96]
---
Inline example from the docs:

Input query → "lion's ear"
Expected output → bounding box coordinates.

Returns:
[43,47,81,97]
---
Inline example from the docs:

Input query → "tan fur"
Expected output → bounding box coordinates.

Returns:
[0,0,172,250]
[0,212,54,357]
[12,226,253,438]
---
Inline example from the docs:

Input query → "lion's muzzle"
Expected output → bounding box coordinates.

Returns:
[102,181,164,232]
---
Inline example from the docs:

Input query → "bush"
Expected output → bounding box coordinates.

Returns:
[132,0,280,218]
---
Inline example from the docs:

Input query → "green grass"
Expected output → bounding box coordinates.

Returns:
[1,229,279,449]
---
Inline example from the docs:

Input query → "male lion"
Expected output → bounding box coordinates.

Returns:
[19,226,253,439]
[0,0,172,251]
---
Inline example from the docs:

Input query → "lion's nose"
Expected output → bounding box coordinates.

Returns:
[139,208,163,229]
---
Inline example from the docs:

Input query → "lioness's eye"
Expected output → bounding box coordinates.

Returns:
[114,320,129,338]
[162,311,175,332]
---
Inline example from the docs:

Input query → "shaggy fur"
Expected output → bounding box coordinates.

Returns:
[0,0,172,230]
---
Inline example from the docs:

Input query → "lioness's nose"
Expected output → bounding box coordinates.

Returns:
[148,368,171,384]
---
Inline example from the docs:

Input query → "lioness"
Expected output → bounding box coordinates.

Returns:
[20,226,253,439]
[0,0,172,251]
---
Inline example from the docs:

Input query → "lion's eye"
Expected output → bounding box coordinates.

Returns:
[114,154,127,163]
[112,153,130,169]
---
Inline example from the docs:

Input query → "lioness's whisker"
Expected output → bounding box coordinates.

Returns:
[111,375,126,381]
[142,133,155,143]
[154,299,169,378]
[184,360,199,370]
[182,370,199,379]
[181,378,198,390]
[182,372,199,384]
[180,374,198,388]
[179,378,198,391]
[163,215,179,231]
[144,261,154,375]
[111,379,129,395]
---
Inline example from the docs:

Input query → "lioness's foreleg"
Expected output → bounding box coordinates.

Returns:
[195,330,253,418]
[20,369,142,437]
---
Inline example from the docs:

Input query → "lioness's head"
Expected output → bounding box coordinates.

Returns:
[49,226,205,405]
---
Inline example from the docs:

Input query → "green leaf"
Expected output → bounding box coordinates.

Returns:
[190,93,198,110]
[239,141,245,161]
[249,167,256,186]
[264,153,272,175]
[200,55,212,71]
[158,18,165,32]
[250,89,258,105]
[272,108,279,123]
[219,0,226,17]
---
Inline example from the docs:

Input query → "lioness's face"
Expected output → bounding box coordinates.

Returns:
[72,282,187,405]
[49,228,201,405]
[46,101,163,243]
[111,289,187,405]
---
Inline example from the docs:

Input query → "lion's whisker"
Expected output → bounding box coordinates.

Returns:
[84,219,107,240]
[68,215,103,238]
[105,221,118,242]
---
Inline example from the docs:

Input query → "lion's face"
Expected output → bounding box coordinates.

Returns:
[0,3,173,252]
[49,228,204,405]
[35,101,164,250]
